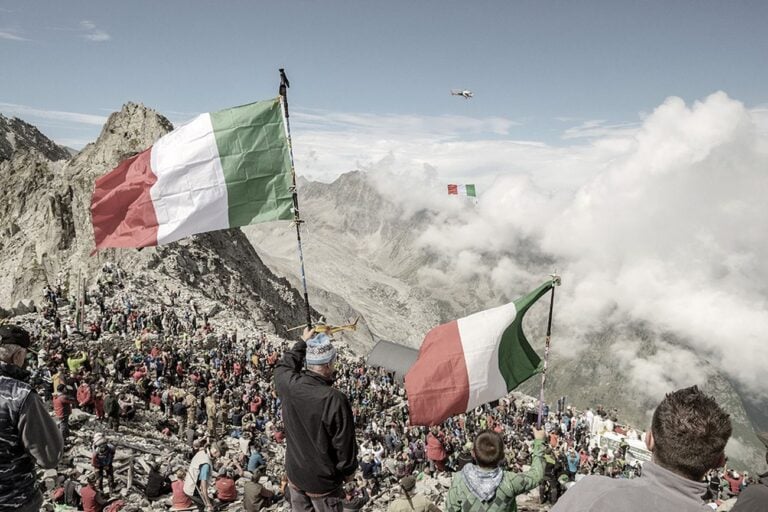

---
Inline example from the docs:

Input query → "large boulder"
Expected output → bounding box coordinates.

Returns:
[11,298,36,316]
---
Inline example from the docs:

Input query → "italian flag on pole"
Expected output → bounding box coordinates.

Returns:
[405,280,554,426]
[91,97,293,250]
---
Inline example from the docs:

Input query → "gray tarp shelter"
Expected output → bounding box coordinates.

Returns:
[366,339,419,383]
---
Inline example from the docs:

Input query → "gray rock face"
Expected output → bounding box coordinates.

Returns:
[0,114,71,162]
[0,102,315,339]
[10,298,36,316]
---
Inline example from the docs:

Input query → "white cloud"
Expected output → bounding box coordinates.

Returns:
[0,102,108,125]
[303,92,768,400]
[80,20,110,42]
[292,109,609,191]
[613,339,710,400]
[561,119,641,140]
[0,29,29,41]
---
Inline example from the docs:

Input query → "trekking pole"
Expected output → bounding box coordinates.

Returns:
[278,68,313,329]
[536,273,560,428]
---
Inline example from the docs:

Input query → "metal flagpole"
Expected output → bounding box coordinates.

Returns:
[279,68,313,329]
[536,273,560,428]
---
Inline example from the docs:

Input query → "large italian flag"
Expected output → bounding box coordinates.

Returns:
[91,97,293,250]
[405,280,554,426]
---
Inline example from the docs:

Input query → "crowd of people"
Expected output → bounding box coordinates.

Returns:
[0,262,765,512]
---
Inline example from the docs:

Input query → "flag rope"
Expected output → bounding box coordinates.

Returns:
[279,68,313,328]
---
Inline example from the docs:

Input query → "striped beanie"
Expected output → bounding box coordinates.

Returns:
[306,333,337,365]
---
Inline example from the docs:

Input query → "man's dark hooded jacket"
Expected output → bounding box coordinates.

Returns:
[275,339,357,494]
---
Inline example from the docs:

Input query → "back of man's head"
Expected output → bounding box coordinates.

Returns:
[651,386,731,481]
[473,430,504,468]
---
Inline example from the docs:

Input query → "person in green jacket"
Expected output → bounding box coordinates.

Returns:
[446,427,545,512]
[66,351,88,373]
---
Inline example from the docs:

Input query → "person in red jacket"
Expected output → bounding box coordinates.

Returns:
[53,384,75,442]
[724,469,744,496]
[93,388,105,420]
[77,381,93,413]
[215,468,238,503]
[426,427,447,472]
[80,473,125,512]
[250,395,262,414]
[171,469,193,510]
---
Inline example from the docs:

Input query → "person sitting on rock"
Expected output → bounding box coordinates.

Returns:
[243,467,276,512]
[143,458,172,501]
[52,469,82,509]
[246,446,266,473]
[80,472,125,512]
[342,480,369,512]
[171,468,194,510]
[214,467,238,503]
[388,475,441,512]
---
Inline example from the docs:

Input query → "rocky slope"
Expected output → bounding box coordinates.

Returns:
[0,113,70,162]
[0,103,315,339]
[245,170,768,473]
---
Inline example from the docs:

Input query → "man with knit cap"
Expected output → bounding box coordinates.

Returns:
[275,327,358,512]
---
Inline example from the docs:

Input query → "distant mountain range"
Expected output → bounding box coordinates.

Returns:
[0,113,70,162]
[1,106,764,471]
[245,170,768,472]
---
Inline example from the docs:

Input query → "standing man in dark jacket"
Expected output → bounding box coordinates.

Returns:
[0,325,64,512]
[275,328,358,512]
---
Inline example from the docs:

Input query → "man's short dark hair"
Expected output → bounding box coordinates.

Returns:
[474,430,504,467]
[651,386,731,480]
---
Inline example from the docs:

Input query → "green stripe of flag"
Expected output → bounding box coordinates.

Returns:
[466,184,476,197]
[210,98,294,228]
[497,280,553,390]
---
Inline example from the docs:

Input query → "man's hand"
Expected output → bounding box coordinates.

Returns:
[532,428,546,441]
[302,327,315,341]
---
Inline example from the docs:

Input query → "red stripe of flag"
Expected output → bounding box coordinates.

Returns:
[447,184,458,195]
[405,320,470,426]
[91,148,160,250]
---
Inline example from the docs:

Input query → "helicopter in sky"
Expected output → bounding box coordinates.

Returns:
[451,89,474,99]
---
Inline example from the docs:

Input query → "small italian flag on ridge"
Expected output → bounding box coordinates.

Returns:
[91,97,293,250]
[405,280,555,426]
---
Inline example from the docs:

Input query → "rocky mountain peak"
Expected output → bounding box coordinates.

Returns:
[0,106,314,339]
[0,113,70,162]
[73,102,173,179]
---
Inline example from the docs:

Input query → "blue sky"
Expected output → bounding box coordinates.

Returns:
[1,0,767,178]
